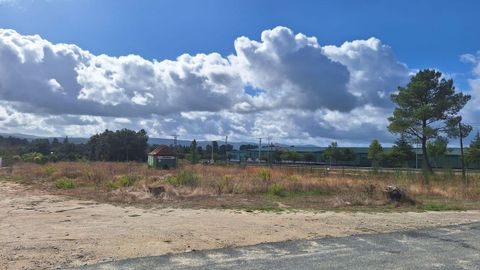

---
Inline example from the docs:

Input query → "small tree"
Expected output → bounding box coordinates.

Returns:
[340,148,356,163]
[388,69,471,173]
[323,142,342,166]
[187,139,199,164]
[390,135,415,167]
[368,139,383,168]
[427,137,448,168]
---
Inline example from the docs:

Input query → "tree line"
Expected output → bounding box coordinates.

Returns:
[0,129,149,164]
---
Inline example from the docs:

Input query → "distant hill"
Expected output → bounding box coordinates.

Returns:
[0,132,40,140]
[0,133,89,144]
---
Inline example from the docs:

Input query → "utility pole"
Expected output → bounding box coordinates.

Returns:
[459,120,467,184]
[172,134,178,167]
[258,138,262,163]
[415,140,418,170]
[267,137,272,166]
[211,141,214,164]
[225,135,228,165]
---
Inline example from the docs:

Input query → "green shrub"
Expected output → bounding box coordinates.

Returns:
[165,175,179,186]
[106,181,120,190]
[54,178,76,189]
[44,165,57,176]
[177,170,199,186]
[258,168,272,182]
[268,183,286,197]
[221,175,234,193]
[22,152,47,164]
[165,171,198,187]
[117,175,139,187]
[288,175,301,182]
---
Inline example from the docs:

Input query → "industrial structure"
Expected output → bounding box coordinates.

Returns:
[229,146,476,169]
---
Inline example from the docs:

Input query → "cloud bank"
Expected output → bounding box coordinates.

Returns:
[0,26,432,144]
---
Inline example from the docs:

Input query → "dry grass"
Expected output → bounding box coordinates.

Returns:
[2,161,480,211]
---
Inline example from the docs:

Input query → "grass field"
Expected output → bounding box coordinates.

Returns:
[2,161,480,212]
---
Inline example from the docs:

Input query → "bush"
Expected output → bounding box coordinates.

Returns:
[22,152,47,164]
[44,165,57,176]
[221,175,234,193]
[106,181,120,190]
[165,171,198,187]
[54,178,76,189]
[268,183,286,197]
[164,175,179,186]
[117,175,139,187]
[258,168,272,182]
[177,170,199,186]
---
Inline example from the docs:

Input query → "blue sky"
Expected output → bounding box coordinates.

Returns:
[1,0,478,81]
[0,0,479,145]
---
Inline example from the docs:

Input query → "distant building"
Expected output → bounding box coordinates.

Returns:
[230,146,475,169]
[147,145,176,169]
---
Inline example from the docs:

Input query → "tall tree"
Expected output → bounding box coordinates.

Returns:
[388,69,470,173]
[368,139,383,168]
[87,129,148,161]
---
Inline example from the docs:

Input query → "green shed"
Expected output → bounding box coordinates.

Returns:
[148,145,176,169]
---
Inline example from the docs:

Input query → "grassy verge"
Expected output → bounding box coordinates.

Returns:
[1,162,480,212]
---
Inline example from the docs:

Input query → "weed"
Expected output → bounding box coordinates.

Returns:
[258,168,272,182]
[44,165,57,176]
[422,202,465,211]
[54,178,76,189]
[268,183,287,197]
[164,171,199,187]
[177,170,199,186]
[117,175,139,187]
[363,184,376,198]
[106,181,119,190]
[164,175,179,186]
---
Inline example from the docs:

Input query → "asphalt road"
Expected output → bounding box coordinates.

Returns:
[74,222,480,270]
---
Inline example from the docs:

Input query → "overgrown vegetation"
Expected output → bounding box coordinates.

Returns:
[54,178,76,189]
[2,161,480,211]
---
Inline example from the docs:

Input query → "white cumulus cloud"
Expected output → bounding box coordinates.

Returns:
[0,26,421,144]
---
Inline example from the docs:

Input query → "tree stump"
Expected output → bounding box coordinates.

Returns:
[384,186,415,205]
[148,186,166,197]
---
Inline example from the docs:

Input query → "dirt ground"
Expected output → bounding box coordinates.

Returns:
[2,181,480,270]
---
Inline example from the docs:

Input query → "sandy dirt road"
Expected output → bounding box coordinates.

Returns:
[2,181,480,270]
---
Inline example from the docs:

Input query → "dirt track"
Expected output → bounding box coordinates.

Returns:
[2,181,480,270]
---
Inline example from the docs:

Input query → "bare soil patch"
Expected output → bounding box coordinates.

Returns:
[2,181,480,270]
